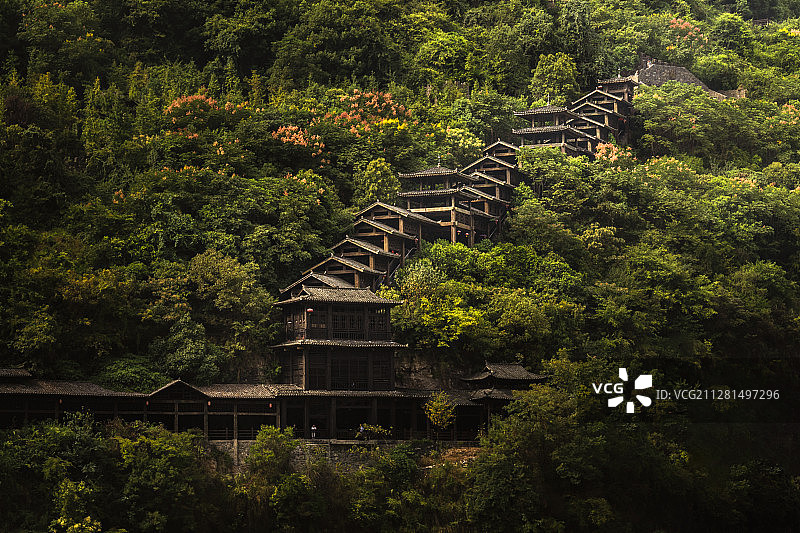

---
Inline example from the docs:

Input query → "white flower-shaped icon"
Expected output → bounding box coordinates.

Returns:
[607,368,653,413]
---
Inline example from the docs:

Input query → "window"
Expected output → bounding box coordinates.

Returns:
[368,307,389,339]
[332,306,365,340]
[373,355,391,390]
[308,351,327,389]
[329,354,369,390]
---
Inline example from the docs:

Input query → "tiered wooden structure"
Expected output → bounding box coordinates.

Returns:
[2,75,646,443]
[514,77,636,156]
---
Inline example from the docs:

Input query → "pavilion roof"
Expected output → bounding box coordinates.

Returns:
[332,237,399,257]
[483,139,519,153]
[461,155,518,173]
[304,255,385,276]
[281,272,354,295]
[272,339,405,348]
[397,187,480,200]
[398,165,477,181]
[276,286,401,306]
[464,363,546,382]
[355,201,439,225]
[354,218,418,240]
[513,125,586,136]
[0,379,145,397]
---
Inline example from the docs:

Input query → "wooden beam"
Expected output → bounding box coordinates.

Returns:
[303,399,310,438]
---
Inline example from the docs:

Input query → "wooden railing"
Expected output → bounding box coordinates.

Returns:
[284,327,392,341]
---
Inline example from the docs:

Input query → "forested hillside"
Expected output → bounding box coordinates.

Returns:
[2,0,800,529]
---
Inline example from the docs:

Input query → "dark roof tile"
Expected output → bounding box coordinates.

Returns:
[273,339,405,348]
[355,201,440,225]
[280,272,355,295]
[277,286,401,305]
[0,380,145,397]
[397,188,479,199]
[464,363,546,382]
[513,125,584,135]
[0,368,32,378]
[354,218,418,239]
[332,237,399,257]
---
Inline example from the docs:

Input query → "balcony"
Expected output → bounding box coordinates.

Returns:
[285,325,393,341]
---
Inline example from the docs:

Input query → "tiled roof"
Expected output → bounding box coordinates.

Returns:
[149,379,207,397]
[570,100,624,118]
[355,201,439,225]
[304,255,385,276]
[276,286,401,305]
[198,383,280,398]
[597,76,637,84]
[470,172,515,188]
[397,188,479,199]
[0,368,32,378]
[513,125,584,135]
[568,115,616,132]
[461,155,517,173]
[0,379,146,397]
[514,105,569,116]
[333,237,399,257]
[483,139,519,153]
[280,272,354,295]
[398,165,463,178]
[464,363,546,382]
[571,89,628,105]
[354,218,418,239]
[469,388,516,401]
[462,186,508,203]
[274,338,405,348]
[637,63,709,91]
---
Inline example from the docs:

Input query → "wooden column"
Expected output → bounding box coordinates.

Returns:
[330,399,337,440]
[364,304,369,340]
[233,401,239,465]
[370,399,378,426]
[280,400,287,430]
[203,401,209,437]
[469,214,475,246]
[173,401,178,432]
[303,347,309,389]
[390,400,396,437]
[326,348,332,390]
[303,399,310,438]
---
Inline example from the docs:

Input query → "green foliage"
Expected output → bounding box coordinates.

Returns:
[529,53,580,105]
[352,157,400,208]
[424,391,456,430]
[1,0,800,530]
[246,425,298,481]
[0,415,231,533]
